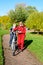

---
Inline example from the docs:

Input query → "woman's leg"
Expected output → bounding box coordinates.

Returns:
[17,34,21,49]
[21,34,25,50]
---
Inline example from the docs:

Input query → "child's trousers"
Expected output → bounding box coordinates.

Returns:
[9,32,14,45]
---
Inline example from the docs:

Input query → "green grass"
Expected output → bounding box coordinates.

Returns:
[0,30,43,64]
[0,30,9,65]
[26,32,43,63]
[0,36,3,65]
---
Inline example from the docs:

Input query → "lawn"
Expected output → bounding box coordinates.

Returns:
[0,30,9,65]
[0,30,43,64]
[25,32,43,63]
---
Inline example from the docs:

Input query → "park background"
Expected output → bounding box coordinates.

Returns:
[0,0,43,65]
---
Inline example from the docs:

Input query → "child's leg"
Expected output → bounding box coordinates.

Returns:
[9,34,13,46]
[11,35,16,56]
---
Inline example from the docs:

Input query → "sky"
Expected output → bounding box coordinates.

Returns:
[0,0,43,16]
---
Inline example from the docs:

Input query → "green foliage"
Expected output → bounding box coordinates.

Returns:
[0,16,11,30]
[25,12,43,31]
[5,22,12,30]
[15,4,28,22]
[8,10,16,23]
[8,4,38,23]
[0,3,43,31]
[26,6,38,16]
[8,4,28,22]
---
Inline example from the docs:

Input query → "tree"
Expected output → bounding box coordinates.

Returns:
[25,12,43,31]
[8,10,16,24]
[0,16,11,29]
[8,4,28,23]
[26,6,38,16]
[15,4,28,22]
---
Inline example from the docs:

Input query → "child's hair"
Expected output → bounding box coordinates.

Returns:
[13,23,16,28]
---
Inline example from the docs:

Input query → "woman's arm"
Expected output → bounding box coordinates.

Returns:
[13,26,18,32]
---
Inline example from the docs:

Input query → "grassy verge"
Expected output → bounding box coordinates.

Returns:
[0,30,9,65]
[25,32,43,63]
[0,36,3,65]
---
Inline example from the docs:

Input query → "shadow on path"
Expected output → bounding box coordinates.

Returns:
[15,40,33,55]
[24,40,33,49]
[14,40,33,55]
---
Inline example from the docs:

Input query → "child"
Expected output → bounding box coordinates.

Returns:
[11,24,17,56]
[9,24,17,56]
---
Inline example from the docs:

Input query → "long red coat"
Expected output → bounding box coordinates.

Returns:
[13,25,26,50]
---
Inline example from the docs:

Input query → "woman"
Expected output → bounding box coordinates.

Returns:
[13,21,26,51]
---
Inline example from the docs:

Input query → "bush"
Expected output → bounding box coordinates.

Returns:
[25,12,43,31]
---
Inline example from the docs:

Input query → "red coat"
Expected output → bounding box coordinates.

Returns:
[13,25,26,35]
[13,25,26,50]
